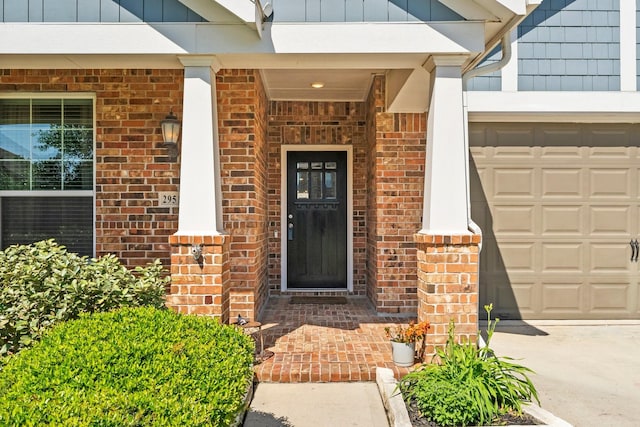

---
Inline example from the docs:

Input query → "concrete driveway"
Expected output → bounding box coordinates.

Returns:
[489,322,640,427]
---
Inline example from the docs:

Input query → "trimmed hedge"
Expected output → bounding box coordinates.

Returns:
[0,307,255,426]
[0,239,168,357]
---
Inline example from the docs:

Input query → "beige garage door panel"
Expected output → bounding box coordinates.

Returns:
[590,244,630,272]
[542,206,583,235]
[471,123,640,320]
[589,282,633,313]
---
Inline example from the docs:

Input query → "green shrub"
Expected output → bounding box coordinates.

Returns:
[0,239,168,357]
[399,305,539,427]
[0,306,255,426]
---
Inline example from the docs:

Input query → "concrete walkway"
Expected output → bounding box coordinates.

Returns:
[243,382,389,427]
[490,322,640,427]
[243,323,640,427]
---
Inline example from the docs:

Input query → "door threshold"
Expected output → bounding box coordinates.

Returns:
[282,289,349,294]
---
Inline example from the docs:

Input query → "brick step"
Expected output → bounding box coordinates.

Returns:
[253,353,415,383]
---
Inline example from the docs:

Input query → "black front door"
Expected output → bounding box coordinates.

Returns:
[287,151,347,289]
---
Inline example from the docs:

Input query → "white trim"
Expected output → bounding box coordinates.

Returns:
[178,55,222,71]
[0,191,94,197]
[467,91,640,123]
[0,92,96,99]
[212,0,256,23]
[620,0,637,91]
[501,28,518,91]
[0,22,485,57]
[280,145,353,293]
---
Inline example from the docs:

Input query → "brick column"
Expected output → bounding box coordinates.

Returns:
[414,233,481,356]
[167,235,230,321]
[165,57,230,320]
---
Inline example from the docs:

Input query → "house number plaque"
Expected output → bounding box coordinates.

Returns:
[159,192,179,207]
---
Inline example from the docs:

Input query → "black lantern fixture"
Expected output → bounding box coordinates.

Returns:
[161,110,181,159]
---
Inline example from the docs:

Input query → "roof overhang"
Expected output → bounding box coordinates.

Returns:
[0,1,541,111]
[178,0,267,37]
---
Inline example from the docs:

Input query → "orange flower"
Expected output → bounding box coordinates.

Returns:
[384,320,431,343]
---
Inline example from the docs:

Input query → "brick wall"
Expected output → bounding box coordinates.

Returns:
[369,76,426,315]
[168,234,230,317]
[0,69,181,269]
[217,69,269,321]
[365,77,381,305]
[415,233,481,354]
[267,101,368,294]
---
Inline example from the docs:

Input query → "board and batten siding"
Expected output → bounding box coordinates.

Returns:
[518,0,620,91]
[270,0,462,22]
[0,0,205,22]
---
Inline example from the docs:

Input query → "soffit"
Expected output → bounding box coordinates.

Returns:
[261,69,382,102]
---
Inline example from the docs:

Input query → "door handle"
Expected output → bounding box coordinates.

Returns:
[634,240,639,262]
[631,239,639,262]
[288,222,294,240]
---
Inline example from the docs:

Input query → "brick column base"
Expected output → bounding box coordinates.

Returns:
[166,235,230,322]
[414,233,481,357]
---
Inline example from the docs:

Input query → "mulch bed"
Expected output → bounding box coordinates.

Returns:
[406,397,541,426]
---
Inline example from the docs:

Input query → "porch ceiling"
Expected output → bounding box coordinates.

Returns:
[260,69,382,102]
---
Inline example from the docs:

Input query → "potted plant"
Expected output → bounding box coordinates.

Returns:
[384,320,430,367]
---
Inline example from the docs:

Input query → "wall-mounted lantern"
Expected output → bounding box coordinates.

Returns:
[161,110,181,160]
[191,244,203,263]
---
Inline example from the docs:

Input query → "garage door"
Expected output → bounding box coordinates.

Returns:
[470,123,640,320]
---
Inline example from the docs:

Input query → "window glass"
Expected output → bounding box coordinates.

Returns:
[324,171,336,199]
[0,99,93,191]
[295,159,341,201]
[310,171,323,199]
[1,197,93,256]
[0,98,94,256]
[296,171,309,199]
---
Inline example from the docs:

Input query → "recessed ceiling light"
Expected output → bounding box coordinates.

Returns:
[310,82,325,89]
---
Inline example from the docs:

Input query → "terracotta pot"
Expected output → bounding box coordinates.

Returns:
[390,341,416,367]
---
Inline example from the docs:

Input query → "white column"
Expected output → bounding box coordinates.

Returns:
[620,0,637,91]
[420,55,470,235]
[176,56,225,235]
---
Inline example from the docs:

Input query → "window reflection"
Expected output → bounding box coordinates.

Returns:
[295,159,340,201]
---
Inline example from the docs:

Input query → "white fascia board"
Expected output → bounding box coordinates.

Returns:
[266,22,485,54]
[0,23,262,56]
[467,91,640,123]
[0,23,196,54]
[439,0,527,21]
[213,0,255,23]
[0,22,484,56]
[178,0,262,37]
[477,0,526,18]
[438,0,498,21]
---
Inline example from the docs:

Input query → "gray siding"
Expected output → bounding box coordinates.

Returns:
[518,0,620,91]
[271,0,463,22]
[467,45,502,91]
[1,0,205,22]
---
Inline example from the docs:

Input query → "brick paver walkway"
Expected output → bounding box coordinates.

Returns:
[251,296,420,382]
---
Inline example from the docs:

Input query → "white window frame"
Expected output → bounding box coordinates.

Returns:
[0,93,97,256]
